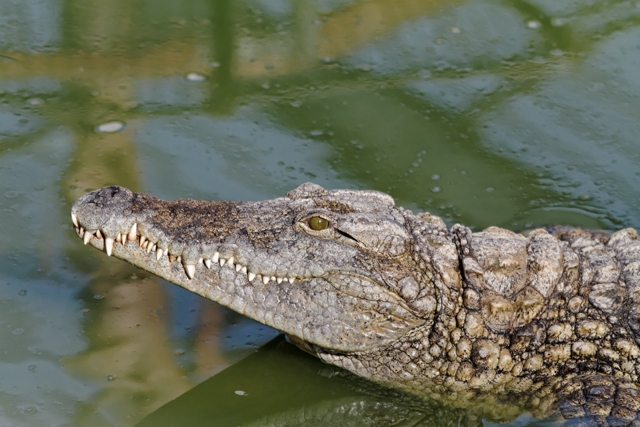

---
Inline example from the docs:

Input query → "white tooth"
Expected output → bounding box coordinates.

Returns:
[116,233,121,243]
[227,257,234,268]
[235,263,242,272]
[288,277,295,284]
[204,259,212,269]
[140,236,147,247]
[241,266,247,274]
[177,256,182,263]
[71,213,79,227]
[95,230,103,239]
[77,228,84,237]
[263,276,270,285]
[105,237,114,256]
[83,231,92,245]
[212,252,219,263]
[121,233,127,245]
[219,258,226,266]
[156,248,163,261]
[141,241,148,249]
[198,257,203,264]
[147,243,154,253]
[128,223,137,241]
[277,277,283,284]
[184,264,195,279]
[248,272,256,281]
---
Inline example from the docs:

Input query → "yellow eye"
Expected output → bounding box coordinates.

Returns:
[308,216,329,231]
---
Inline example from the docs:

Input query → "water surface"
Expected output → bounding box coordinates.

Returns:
[1,0,639,425]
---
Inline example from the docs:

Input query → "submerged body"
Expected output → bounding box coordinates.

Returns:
[71,183,640,426]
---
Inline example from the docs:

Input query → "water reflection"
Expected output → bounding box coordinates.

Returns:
[0,0,639,425]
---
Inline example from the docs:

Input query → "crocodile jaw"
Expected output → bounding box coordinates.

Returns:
[71,184,429,353]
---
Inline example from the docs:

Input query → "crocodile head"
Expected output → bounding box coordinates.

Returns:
[71,183,453,355]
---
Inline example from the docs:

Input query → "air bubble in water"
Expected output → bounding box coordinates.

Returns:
[95,121,126,133]
[185,72,206,82]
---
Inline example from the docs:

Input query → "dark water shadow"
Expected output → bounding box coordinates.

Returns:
[134,335,510,427]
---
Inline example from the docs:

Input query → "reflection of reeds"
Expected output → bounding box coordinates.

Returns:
[63,273,196,427]
[59,116,225,426]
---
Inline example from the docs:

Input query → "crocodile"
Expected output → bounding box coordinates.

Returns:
[71,183,640,426]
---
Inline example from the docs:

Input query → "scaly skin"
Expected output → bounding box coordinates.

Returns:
[71,183,640,426]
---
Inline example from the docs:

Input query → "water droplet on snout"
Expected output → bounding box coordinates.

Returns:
[106,375,116,381]
[235,390,248,396]
[431,186,441,193]
[18,289,27,296]
[95,121,126,133]
[12,328,23,335]
[93,294,104,300]
[431,174,440,181]
[309,130,323,136]
[22,406,38,414]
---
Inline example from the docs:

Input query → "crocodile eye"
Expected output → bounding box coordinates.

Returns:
[308,216,329,231]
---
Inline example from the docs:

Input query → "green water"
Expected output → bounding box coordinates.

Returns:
[1,0,639,425]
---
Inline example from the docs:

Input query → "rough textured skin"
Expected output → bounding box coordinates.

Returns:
[71,183,640,426]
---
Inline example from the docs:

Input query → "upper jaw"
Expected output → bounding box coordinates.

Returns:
[70,186,344,284]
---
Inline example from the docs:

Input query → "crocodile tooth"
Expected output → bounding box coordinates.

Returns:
[71,213,79,227]
[227,257,234,268]
[204,259,212,269]
[147,243,154,253]
[105,237,114,256]
[177,256,182,263]
[79,227,85,237]
[128,223,137,241]
[83,231,93,245]
[156,248,164,261]
[262,276,270,285]
[271,276,276,282]
[241,266,247,274]
[212,252,219,263]
[141,240,148,249]
[115,233,121,243]
[121,233,127,245]
[235,263,242,272]
[95,230,103,239]
[288,277,295,284]
[184,264,195,280]
[198,257,203,264]
[219,258,226,266]
[277,277,283,284]
[140,235,147,247]
[248,272,256,282]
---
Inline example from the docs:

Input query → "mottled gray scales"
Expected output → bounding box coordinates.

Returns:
[71,183,640,426]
